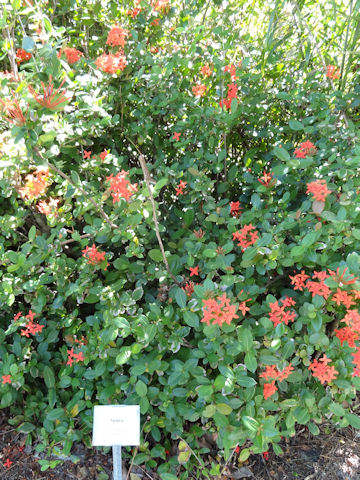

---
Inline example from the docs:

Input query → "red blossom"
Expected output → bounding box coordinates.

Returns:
[14,312,23,321]
[335,327,359,348]
[294,140,317,158]
[82,244,106,266]
[258,170,274,186]
[28,75,69,110]
[59,47,83,64]
[99,149,109,160]
[106,26,129,48]
[172,131,181,141]
[306,179,331,202]
[230,201,241,217]
[175,180,187,196]
[332,288,355,309]
[326,65,340,80]
[201,293,238,327]
[83,150,92,159]
[289,270,309,291]
[106,171,138,202]
[263,381,277,400]
[3,458,13,468]
[0,91,28,126]
[309,355,338,384]
[2,375,11,385]
[95,51,127,74]
[233,224,259,252]
[263,451,270,461]
[192,84,206,97]
[189,266,199,277]
[306,280,331,300]
[182,281,195,297]
[224,64,238,82]
[268,299,297,327]
[343,310,360,334]
[200,64,212,77]
[329,267,359,286]
[16,48,31,63]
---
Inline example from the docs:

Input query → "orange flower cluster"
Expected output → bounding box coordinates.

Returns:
[192,84,206,97]
[16,48,31,64]
[335,327,359,348]
[268,297,296,327]
[19,310,45,337]
[0,91,27,126]
[261,363,294,399]
[294,140,317,159]
[58,47,83,65]
[200,64,212,77]
[201,293,239,327]
[106,26,129,48]
[106,170,138,202]
[127,8,141,17]
[289,270,309,290]
[326,65,340,80]
[82,244,107,266]
[224,64,238,82]
[95,51,127,74]
[343,310,360,333]
[306,179,331,202]
[230,201,241,217]
[219,83,238,111]
[329,267,359,286]
[232,224,259,252]
[175,180,187,196]
[19,169,50,200]
[309,354,338,384]
[332,288,355,309]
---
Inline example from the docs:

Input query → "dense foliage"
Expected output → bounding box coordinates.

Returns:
[1,0,360,477]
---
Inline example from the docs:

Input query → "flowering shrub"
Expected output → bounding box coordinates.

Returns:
[0,0,360,477]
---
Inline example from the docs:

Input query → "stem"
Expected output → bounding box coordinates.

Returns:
[33,147,118,229]
[3,23,19,80]
[127,138,182,287]
[60,233,91,246]
[339,0,353,90]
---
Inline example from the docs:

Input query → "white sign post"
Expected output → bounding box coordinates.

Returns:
[92,405,140,480]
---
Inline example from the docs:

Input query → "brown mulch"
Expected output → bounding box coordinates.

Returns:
[1,407,360,479]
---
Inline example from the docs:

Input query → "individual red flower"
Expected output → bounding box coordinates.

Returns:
[306,179,331,202]
[289,270,309,291]
[189,266,199,277]
[343,310,360,333]
[172,132,181,141]
[239,299,251,316]
[2,375,11,385]
[232,224,259,252]
[14,312,23,321]
[335,327,359,348]
[263,451,269,461]
[312,270,330,281]
[106,26,129,48]
[277,364,294,382]
[0,91,28,126]
[192,84,206,97]
[326,65,340,80]
[127,8,141,17]
[309,355,338,384]
[263,381,277,400]
[219,83,238,111]
[193,228,205,238]
[82,244,106,266]
[258,170,274,186]
[74,351,84,362]
[16,48,31,63]
[268,299,296,327]
[260,365,279,381]
[60,47,83,65]
[230,201,242,217]
[201,293,238,327]
[151,18,160,26]
[83,150,92,159]
[175,180,187,196]
[332,288,355,309]
[182,281,195,297]
[99,149,109,160]
[352,290,360,300]
[306,280,331,300]
[106,171,138,202]
[329,267,359,286]
[95,51,127,74]
[3,458,13,468]
[26,310,36,321]
[235,446,240,455]
[28,75,69,110]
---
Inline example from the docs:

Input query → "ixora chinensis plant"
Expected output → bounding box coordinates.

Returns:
[0,0,360,477]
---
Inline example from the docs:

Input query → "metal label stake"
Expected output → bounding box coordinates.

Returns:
[92,405,140,480]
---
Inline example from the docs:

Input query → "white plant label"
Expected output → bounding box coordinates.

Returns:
[92,405,140,446]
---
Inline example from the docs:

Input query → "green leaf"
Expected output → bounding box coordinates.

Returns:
[237,376,256,387]
[22,36,35,52]
[148,249,163,262]
[203,404,217,417]
[184,209,194,227]
[203,248,217,258]
[272,146,290,162]
[239,328,253,351]
[28,225,36,241]
[116,347,132,365]
[135,380,147,397]
[329,403,345,417]
[174,287,187,308]
[43,366,55,389]
[289,119,303,131]
[18,422,36,433]
[216,403,232,415]
[242,416,259,432]
[345,413,360,429]
[245,353,257,372]
[160,474,178,480]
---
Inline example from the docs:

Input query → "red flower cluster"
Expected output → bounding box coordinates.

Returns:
[28,75,69,110]
[0,91,27,126]
[175,180,187,196]
[258,170,274,186]
[58,47,83,64]
[232,224,259,251]
[230,201,241,217]
[268,297,296,327]
[309,354,338,384]
[182,281,195,297]
[106,26,129,48]
[19,310,45,337]
[16,48,31,63]
[201,293,238,327]
[67,347,84,366]
[343,310,360,333]
[106,170,138,202]
[224,64,238,82]
[261,363,294,399]
[332,288,355,309]
[306,179,331,202]
[2,375,11,385]
[326,65,340,80]
[263,381,277,399]
[294,140,317,158]
[36,197,59,216]
[99,149,109,161]
[219,83,238,111]
[95,51,127,74]
[329,267,359,286]
[82,244,107,266]
[335,327,359,348]
[127,8,141,17]
[192,84,206,97]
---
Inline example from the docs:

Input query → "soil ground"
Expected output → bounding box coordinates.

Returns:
[1,408,360,480]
